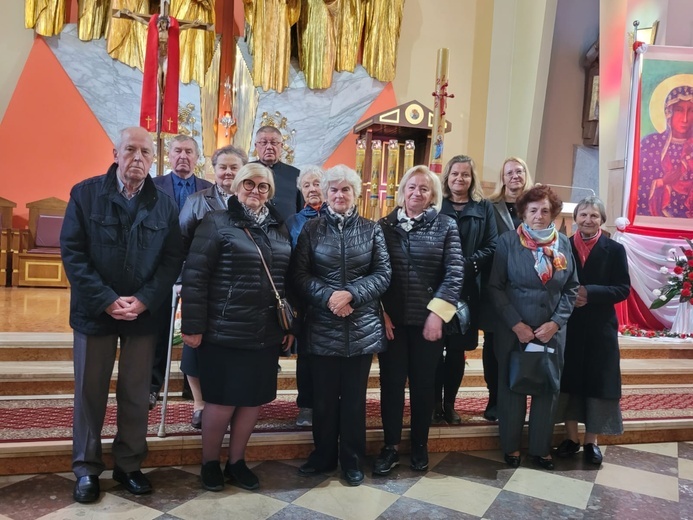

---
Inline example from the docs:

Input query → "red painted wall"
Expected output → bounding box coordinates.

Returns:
[0,38,114,227]
[323,83,397,168]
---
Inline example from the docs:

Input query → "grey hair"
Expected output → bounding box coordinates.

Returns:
[212,145,248,166]
[115,127,153,150]
[322,164,362,199]
[231,163,276,199]
[168,134,200,155]
[297,164,325,189]
[396,165,443,212]
[573,196,607,223]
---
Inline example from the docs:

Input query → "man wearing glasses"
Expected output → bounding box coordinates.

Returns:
[253,126,303,220]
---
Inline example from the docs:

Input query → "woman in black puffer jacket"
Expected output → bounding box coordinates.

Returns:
[373,165,464,477]
[181,163,293,493]
[292,164,391,487]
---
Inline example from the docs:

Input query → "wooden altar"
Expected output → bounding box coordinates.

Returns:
[353,100,451,219]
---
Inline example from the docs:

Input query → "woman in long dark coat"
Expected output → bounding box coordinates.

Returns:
[433,155,497,425]
[556,197,630,465]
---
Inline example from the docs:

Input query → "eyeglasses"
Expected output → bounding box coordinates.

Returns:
[242,179,271,194]
[255,140,282,148]
[504,169,525,178]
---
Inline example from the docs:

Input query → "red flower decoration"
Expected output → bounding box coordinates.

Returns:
[674,266,684,275]
[685,249,693,258]
[688,272,693,281]
[688,260,693,268]
[684,281,692,290]
[682,288,691,298]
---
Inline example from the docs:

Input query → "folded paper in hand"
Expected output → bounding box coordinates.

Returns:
[524,342,555,354]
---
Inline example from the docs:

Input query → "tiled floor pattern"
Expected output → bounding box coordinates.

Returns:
[1,442,692,519]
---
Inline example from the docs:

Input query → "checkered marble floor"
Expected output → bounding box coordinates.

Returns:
[1,442,692,520]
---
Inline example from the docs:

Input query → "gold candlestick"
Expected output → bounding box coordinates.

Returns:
[403,140,415,173]
[370,140,382,219]
[386,139,398,207]
[355,138,366,215]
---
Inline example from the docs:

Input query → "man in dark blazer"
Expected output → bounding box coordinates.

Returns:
[149,135,212,407]
[151,135,213,211]
[252,126,303,221]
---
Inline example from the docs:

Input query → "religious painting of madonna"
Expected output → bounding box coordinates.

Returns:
[635,45,693,231]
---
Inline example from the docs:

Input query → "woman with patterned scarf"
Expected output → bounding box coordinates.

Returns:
[181,163,294,492]
[488,185,579,471]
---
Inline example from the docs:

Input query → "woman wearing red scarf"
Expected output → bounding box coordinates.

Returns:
[488,185,578,470]
[555,198,630,465]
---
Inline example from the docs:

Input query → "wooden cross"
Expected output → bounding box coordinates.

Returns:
[112,0,214,176]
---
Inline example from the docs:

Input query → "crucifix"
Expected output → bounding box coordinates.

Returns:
[112,0,214,176]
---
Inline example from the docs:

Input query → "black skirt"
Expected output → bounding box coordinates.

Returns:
[198,341,280,407]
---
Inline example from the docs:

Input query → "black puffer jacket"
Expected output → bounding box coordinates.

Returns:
[292,210,391,357]
[379,208,464,326]
[181,196,292,349]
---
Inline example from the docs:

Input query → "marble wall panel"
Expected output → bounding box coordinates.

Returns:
[45,25,203,174]
[242,38,386,169]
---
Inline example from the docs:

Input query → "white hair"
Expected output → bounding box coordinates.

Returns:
[297,165,324,189]
[321,164,362,199]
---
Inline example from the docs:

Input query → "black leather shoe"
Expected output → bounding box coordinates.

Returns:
[483,404,498,422]
[583,443,603,465]
[200,461,224,491]
[343,469,364,486]
[532,456,555,471]
[112,468,152,495]
[73,475,100,503]
[431,403,446,425]
[557,439,581,458]
[373,446,399,476]
[410,443,429,471]
[148,392,158,411]
[191,409,203,430]
[298,462,337,476]
[444,403,462,425]
[298,462,318,476]
[504,454,521,468]
[224,459,259,490]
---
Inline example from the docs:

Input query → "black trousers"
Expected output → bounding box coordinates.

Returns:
[295,338,313,409]
[434,336,466,406]
[150,306,172,395]
[379,326,444,447]
[482,332,499,406]
[307,354,373,472]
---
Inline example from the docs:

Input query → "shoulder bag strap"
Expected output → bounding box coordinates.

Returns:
[244,228,281,301]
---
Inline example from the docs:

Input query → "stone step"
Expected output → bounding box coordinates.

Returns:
[2,357,693,396]
[1,386,692,476]
[2,333,692,362]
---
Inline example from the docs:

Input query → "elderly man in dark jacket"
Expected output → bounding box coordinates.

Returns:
[60,127,184,504]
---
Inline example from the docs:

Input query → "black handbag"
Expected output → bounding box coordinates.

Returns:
[244,229,297,332]
[398,239,469,336]
[508,341,560,396]
[442,300,471,336]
